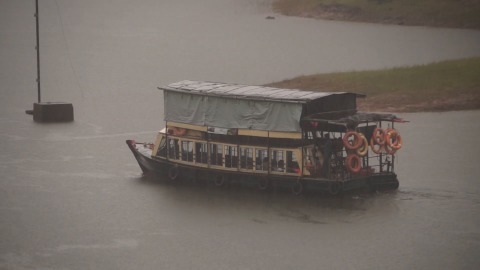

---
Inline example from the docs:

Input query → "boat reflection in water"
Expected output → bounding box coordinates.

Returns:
[127,80,406,195]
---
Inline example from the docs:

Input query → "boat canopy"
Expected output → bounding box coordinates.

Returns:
[159,80,364,132]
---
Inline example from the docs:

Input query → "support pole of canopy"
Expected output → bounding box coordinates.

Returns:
[267,131,271,176]
[165,121,169,161]
[301,127,305,176]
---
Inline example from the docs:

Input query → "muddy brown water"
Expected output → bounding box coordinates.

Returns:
[1,0,480,269]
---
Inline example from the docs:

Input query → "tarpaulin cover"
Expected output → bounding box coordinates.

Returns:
[164,91,302,132]
[161,80,360,132]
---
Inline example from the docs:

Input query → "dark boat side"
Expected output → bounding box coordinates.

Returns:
[126,140,399,195]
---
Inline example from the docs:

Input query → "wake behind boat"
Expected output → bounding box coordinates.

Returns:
[127,80,405,195]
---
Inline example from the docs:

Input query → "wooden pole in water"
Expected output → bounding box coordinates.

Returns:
[27,0,73,122]
[35,0,41,103]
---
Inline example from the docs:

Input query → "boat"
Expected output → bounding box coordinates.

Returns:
[126,80,406,195]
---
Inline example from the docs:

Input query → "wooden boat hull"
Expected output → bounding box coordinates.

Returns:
[127,140,398,195]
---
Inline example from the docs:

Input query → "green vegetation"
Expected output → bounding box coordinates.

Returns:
[273,0,480,29]
[266,57,480,112]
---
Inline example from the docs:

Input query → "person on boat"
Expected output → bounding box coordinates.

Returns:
[322,133,332,177]
[287,161,300,174]
[262,157,269,171]
[277,160,285,172]
[312,145,323,177]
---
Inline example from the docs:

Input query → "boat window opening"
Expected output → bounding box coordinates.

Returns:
[240,147,254,170]
[224,145,238,168]
[210,143,223,166]
[195,142,208,164]
[271,150,285,172]
[286,150,300,174]
[255,149,268,171]
[181,141,194,162]
[168,138,180,160]
[156,136,167,157]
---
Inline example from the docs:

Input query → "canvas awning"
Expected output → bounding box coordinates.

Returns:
[159,80,363,132]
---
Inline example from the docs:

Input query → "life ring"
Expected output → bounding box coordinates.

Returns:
[345,154,362,174]
[258,176,269,190]
[371,128,386,145]
[343,131,363,150]
[384,127,394,134]
[291,179,303,195]
[384,143,397,155]
[356,133,369,157]
[214,174,226,187]
[370,136,384,154]
[172,127,186,136]
[168,165,179,180]
[386,129,403,150]
[329,181,343,195]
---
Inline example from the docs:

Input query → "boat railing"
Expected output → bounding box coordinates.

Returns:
[156,134,302,177]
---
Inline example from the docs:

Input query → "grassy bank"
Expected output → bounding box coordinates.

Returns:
[273,0,480,30]
[266,57,480,112]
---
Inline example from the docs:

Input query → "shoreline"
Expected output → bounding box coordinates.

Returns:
[272,0,480,30]
[266,58,480,113]
[267,2,480,112]
[356,93,480,113]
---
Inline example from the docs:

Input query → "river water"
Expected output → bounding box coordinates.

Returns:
[1,0,480,269]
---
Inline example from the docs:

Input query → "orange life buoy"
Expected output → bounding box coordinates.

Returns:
[214,174,226,187]
[292,178,303,195]
[386,129,403,150]
[329,181,343,195]
[345,154,362,174]
[172,127,186,136]
[384,143,397,155]
[356,133,369,157]
[371,128,386,145]
[370,136,384,154]
[168,165,179,180]
[343,131,363,150]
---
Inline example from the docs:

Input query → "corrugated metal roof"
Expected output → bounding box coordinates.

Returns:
[159,80,364,104]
